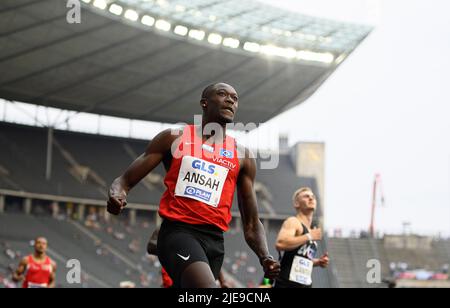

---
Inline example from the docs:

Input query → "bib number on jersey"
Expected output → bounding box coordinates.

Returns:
[289,256,313,286]
[175,156,229,207]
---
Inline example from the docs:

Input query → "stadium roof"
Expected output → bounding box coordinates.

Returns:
[0,0,372,124]
[120,0,371,54]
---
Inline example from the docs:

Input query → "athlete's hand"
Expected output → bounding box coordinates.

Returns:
[13,274,25,282]
[107,185,127,215]
[261,256,281,280]
[314,253,330,268]
[310,228,323,241]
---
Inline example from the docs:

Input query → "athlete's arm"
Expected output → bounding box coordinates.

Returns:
[218,271,231,288]
[48,261,57,288]
[237,151,280,279]
[107,129,179,215]
[276,218,309,251]
[12,257,28,282]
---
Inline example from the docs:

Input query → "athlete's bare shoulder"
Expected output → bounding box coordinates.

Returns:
[145,126,184,155]
[284,216,301,226]
[20,256,29,265]
[283,217,303,233]
[153,127,182,145]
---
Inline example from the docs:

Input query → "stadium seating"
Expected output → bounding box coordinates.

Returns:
[0,122,317,215]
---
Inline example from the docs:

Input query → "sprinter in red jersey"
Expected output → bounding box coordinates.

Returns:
[13,237,57,288]
[108,83,280,288]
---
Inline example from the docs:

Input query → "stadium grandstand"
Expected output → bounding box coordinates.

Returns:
[1,0,448,289]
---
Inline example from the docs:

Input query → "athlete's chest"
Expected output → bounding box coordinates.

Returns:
[165,136,242,172]
[171,140,239,206]
[294,226,317,258]
[176,136,240,172]
[28,263,52,273]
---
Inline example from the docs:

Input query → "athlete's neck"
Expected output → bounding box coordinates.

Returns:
[33,252,46,260]
[296,211,314,229]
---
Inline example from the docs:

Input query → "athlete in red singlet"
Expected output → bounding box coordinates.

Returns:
[108,83,280,288]
[13,237,57,288]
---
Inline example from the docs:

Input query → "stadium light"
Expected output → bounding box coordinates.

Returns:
[141,15,155,27]
[189,29,206,41]
[109,4,123,16]
[207,33,222,45]
[93,0,107,10]
[155,19,171,32]
[260,45,296,59]
[297,50,335,63]
[280,48,297,59]
[90,0,344,64]
[243,42,260,53]
[174,25,189,36]
[223,38,240,49]
[124,9,139,21]
[260,44,281,56]
[335,54,346,64]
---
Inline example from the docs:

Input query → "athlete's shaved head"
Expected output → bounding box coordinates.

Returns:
[201,83,219,100]
[201,83,235,100]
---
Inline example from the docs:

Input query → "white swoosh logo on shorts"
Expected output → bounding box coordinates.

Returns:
[177,253,190,261]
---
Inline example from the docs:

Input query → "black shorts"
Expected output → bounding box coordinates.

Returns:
[157,219,224,288]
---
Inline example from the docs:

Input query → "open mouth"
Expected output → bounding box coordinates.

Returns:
[222,107,234,115]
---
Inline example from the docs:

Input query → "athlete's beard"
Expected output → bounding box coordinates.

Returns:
[204,110,234,126]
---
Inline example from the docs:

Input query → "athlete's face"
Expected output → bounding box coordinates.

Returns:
[202,83,239,124]
[34,238,47,254]
[295,191,317,211]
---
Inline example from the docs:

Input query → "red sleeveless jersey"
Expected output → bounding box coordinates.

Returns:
[23,255,53,288]
[159,125,240,232]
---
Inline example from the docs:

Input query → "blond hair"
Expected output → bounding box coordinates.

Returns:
[292,187,313,205]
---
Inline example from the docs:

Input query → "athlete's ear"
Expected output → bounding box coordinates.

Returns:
[200,98,208,110]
